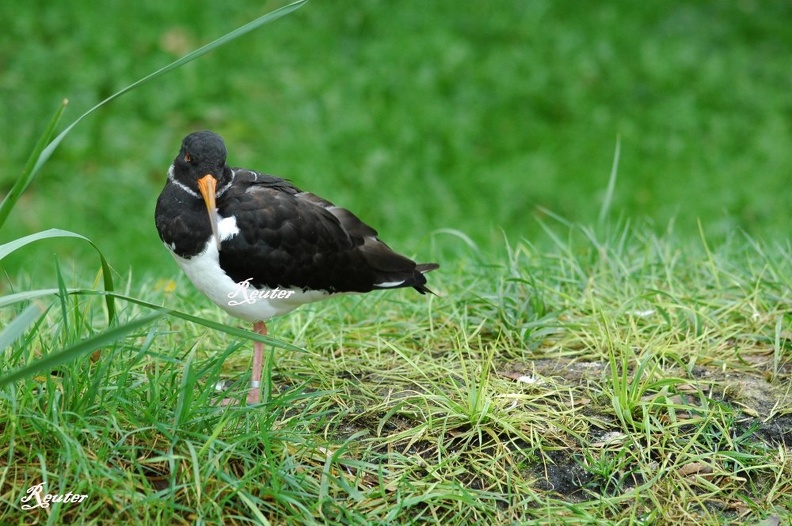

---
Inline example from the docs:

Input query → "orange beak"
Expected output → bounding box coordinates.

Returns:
[197,174,221,251]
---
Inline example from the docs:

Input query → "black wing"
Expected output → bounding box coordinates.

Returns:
[217,170,437,294]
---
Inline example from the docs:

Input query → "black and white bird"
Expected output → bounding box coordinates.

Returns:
[155,130,438,404]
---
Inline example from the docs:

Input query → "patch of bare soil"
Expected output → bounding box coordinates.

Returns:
[498,358,791,500]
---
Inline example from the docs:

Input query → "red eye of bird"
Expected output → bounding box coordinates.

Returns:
[184,153,192,162]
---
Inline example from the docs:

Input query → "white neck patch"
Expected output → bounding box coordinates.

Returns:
[167,164,200,198]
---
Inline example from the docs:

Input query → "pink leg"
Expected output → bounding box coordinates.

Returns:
[246,321,267,405]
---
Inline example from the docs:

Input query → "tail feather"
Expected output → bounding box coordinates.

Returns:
[412,262,439,295]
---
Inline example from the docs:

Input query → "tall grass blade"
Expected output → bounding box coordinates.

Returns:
[0,229,116,323]
[54,256,70,336]
[94,290,304,352]
[0,99,68,230]
[599,134,621,225]
[0,286,301,352]
[0,289,61,309]
[0,302,48,351]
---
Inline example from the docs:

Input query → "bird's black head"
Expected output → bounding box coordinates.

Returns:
[168,130,232,250]
[171,130,230,189]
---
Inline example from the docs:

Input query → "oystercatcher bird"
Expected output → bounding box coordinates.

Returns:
[155,131,438,404]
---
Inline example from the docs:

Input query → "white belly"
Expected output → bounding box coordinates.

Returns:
[170,239,332,323]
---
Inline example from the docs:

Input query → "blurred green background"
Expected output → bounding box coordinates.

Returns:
[1,1,791,279]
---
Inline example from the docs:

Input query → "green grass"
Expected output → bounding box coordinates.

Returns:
[2,1,792,524]
[2,222,791,524]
